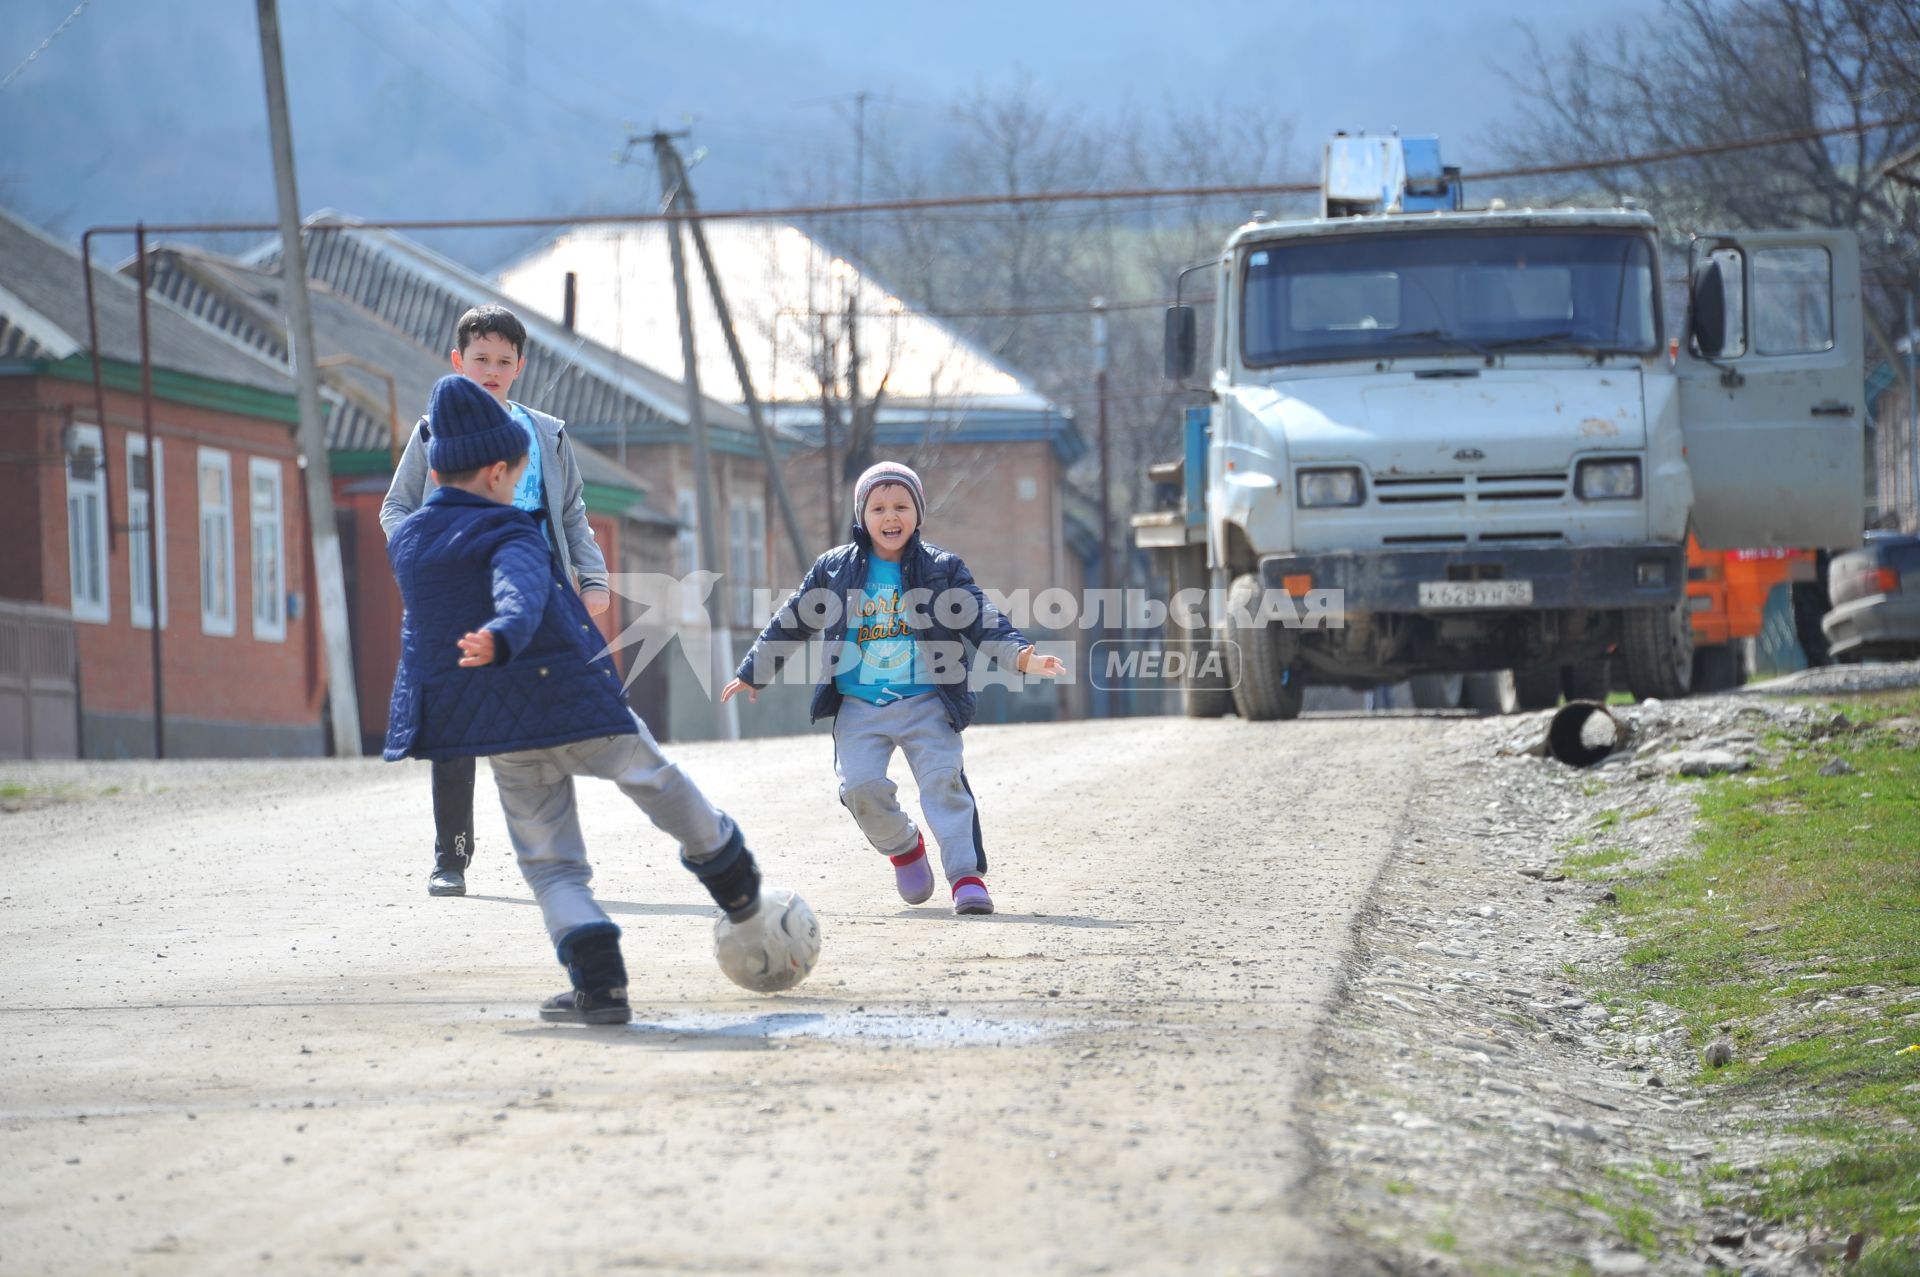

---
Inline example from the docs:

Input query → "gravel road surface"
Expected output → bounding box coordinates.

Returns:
[1,715,1433,1277]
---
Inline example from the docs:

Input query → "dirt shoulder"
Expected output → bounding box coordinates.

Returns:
[1307,667,1920,1276]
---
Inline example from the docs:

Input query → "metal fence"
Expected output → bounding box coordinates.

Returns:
[0,601,80,759]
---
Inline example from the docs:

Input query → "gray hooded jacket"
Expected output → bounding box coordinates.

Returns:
[379,402,608,594]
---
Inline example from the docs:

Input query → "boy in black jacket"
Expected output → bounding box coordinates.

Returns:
[723,461,1064,916]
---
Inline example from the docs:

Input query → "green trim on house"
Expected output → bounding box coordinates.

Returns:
[568,421,781,461]
[329,449,394,476]
[326,453,647,518]
[582,479,648,518]
[40,354,301,424]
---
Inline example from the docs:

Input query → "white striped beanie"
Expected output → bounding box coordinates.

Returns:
[852,461,926,525]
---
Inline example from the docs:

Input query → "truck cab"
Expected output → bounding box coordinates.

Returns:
[1144,135,1865,719]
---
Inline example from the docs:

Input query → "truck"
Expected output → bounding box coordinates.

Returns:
[1685,543,1815,692]
[1134,134,1865,719]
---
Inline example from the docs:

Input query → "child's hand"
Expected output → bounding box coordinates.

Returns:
[457,629,498,667]
[720,677,758,704]
[1018,647,1066,678]
[581,588,611,617]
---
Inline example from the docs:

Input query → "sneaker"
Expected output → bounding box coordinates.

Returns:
[890,835,935,905]
[427,864,466,897]
[951,876,993,916]
[539,987,631,1026]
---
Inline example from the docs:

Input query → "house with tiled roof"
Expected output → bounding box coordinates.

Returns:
[496,220,1095,724]
[496,221,1088,575]
[0,206,326,757]
[245,215,811,740]
[132,244,676,745]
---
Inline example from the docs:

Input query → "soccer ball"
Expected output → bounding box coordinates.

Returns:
[713,888,821,993]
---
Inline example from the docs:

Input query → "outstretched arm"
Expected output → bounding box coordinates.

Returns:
[462,529,553,665]
[732,555,833,694]
[950,559,1065,679]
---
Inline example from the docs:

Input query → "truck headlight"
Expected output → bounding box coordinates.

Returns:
[1575,458,1641,501]
[1297,467,1365,508]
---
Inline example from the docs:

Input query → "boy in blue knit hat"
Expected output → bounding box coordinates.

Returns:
[382,304,610,899]
[722,460,1065,916]
[386,374,768,1024]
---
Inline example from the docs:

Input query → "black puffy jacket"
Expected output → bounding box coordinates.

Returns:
[735,523,1030,732]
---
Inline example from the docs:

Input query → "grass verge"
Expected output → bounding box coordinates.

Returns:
[1589,690,1920,1269]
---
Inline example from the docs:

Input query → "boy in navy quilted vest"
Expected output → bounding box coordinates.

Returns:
[385,375,767,1024]
[382,304,610,900]
[721,461,1065,916]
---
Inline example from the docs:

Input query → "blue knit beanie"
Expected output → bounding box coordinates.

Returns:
[424,375,528,474]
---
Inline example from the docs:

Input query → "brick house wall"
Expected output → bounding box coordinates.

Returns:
[773,439,1074,601]
[0,374,326,757]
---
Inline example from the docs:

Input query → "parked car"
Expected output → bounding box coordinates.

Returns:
[1821,531,1920,662]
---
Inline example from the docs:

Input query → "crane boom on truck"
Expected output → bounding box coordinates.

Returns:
[1134,134,1865,719]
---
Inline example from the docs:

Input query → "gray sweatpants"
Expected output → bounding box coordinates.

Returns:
[832,693,984,884]
[488,711,734,952]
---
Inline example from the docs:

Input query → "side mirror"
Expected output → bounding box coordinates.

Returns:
[1164,305,1197,382]
[1690,259,1729,358]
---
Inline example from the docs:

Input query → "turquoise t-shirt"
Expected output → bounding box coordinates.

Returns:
[507,404,544,515]
[833,557,934,705]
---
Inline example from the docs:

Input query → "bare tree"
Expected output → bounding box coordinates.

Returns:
[1506,0,1920,360]
[798,79,1304,577]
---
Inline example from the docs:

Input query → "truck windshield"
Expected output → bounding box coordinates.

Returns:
[1240,229,1659,367]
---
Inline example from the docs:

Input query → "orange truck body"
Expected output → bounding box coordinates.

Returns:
[1687,539,1812,648]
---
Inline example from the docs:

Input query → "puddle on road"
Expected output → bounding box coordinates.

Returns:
[622,1010,1079,1047]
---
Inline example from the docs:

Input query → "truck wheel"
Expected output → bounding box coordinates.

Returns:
[1513,666,1562,711]
[1561,657,1611,703]
[1409,673,1464,710]
[1691,645,1740,695]
[1223,574,1304,721]
[1183,634,1236,718]
[1461,670,1519,716]
[1623,600,1694,700]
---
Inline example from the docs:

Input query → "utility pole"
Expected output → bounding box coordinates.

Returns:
[651,130,738,740]
[256,0,361,756]
[1092,298,1112,594]
[653,143,811,572]
[133,227,165,758]
[1093,297,1116,717]
[1907,293,1918,535]
[853,91,868,213]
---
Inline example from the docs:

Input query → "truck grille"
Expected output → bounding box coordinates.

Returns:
[1373,470,1569,504]
[1382,531,1565,545]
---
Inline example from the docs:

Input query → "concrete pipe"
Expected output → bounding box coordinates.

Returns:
[1547,700,1631,768]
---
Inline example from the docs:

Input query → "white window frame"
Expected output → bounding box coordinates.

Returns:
[674,489,699,575]
[248,457,286,642]
[675,489,703,623]
[127,435,168,630]
[197,448,235,638]
[64,423,109,624]
[727,495,767,627]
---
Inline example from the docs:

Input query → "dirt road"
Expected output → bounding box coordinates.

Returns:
[1,715,1431,1277]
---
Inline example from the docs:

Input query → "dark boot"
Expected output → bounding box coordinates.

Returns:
[427,851,467,897]
[542,927,630,1025]
[682,824,761,921]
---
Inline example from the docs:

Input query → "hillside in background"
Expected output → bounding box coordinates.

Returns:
[0,0,1644,272]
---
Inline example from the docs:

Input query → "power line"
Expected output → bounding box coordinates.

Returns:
[2,0,90,91]
[85,112,1920,239]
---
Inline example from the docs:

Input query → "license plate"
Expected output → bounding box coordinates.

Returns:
[1417,579,1534,608]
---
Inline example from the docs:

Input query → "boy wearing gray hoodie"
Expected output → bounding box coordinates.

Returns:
[380,305,609,898]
